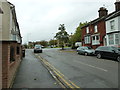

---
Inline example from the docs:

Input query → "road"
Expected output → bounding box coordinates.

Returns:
[37,48,118,88]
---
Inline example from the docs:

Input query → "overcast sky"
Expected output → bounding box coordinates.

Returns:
[7,0,115,44]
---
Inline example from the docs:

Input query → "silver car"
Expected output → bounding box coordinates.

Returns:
[77,46,95,56]
[34,44,42,53]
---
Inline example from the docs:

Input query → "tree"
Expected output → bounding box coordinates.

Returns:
[55,24,69,50]
[49,39,57,46]
[36,40,48,47]
[69,22,87,48]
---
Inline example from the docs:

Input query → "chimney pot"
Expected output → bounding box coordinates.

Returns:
[115,1,120,11]
[98,7,108,18]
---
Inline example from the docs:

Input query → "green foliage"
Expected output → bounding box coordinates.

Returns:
[37,40,48,47]
[49,39,57,45]
[55,24,69,49]
[69,22,87,45]
[23,44,28,48]
[55,24,69,43]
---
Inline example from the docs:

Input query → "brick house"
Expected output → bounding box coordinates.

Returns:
[0,0,22,88]
[81,7,108,49]
[105,1,120,47]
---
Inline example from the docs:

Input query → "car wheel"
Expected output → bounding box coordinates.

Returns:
[84,52,88,56]
[77,51,80,54]
[117,56,120,62]
[97,53,102,59]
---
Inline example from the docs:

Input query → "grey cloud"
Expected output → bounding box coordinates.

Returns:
[8,0,114,44]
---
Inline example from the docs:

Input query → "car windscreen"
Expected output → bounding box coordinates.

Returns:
[84,47,92,50]
[35,45,41,49]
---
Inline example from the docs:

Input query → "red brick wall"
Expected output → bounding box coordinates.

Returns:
[0,42,2,89]
[2,42,9,88]
[2,41,22,88]
[81,20,106,49]
[81,27,86,46]
[97,21,106,45]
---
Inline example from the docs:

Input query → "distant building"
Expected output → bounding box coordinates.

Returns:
[105,1,120,47]
[0,0,22,88]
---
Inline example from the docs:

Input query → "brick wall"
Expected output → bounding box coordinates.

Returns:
[2,41,22,88]
[2,42,9,88]
[81,20,106,49]
[0,42,2,89]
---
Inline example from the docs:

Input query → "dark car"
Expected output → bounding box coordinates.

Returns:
[34,44,42,53]
[77,46,95,56]
[95,46,120,62]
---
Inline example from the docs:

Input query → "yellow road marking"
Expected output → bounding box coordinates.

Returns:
[69,80,80,88]
[43,60,80,88]
[37,55,80,89]
[54,70,74,89]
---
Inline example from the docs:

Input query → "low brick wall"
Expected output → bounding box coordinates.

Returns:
[0,42,2,89]
[1,41,22,88]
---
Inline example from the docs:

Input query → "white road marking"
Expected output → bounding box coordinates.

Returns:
[74,61,108,72]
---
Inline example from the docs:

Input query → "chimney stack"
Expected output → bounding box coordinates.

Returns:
[98,7,108,18]
[115,0,120,11]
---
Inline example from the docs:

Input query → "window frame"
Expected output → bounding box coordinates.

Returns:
[110,20,115,31]
[94,25,98,33]
[86,27,89,34]
[84,36,91,44]
[115,33,119,45]
[16,46,20,55]
[92,35,100,45]
[10,46,15,62]
[108,34,114,45]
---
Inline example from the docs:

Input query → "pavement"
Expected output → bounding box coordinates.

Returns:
[12,49,61,88]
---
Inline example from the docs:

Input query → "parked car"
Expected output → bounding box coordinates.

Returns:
[95,46,120,62]
[77,46,95,56]
[34,44,42,53]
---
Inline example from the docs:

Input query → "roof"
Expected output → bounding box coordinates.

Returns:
[106,10,120,21]
[8,1,22,43]
[81,4,120,29]
[81,16,106,29]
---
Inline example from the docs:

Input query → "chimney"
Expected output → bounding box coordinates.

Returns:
[115,0,120,11]
[98,7,108,18]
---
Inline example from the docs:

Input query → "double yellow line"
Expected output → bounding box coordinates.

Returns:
[37,55,80,89]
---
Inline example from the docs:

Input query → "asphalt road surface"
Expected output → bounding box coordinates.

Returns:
[38,48,118,88]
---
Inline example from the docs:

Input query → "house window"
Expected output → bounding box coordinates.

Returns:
[92,35,100,45]
[17,46,20,55]
[110,20,115,30]
[94,25,98,33]
[13,35,16,40]
[115,34,119,45]
[84,36,91,44]
[96,36,99,40]
[93,36,95,40]
[10,46,15,62]
[86,27,89,33]
[108,34,114,45]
